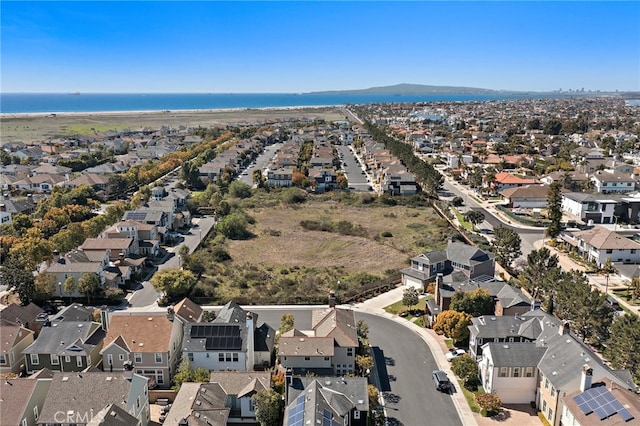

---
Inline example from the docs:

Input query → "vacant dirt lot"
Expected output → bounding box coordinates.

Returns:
[1,107,345,143]
[226,198,452,275]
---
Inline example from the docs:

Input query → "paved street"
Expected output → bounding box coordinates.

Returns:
[336,145,374,192]
[239,142,283,186]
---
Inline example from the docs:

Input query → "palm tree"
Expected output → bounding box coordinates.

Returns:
[602,258,616,295]
[628,277,640,304]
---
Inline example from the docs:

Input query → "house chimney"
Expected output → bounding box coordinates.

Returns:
[531,299,541,311]
[285,367,293,402]
[560,321,570,336]
[328,290,336,308]
[100,305,109,332]
[52,249,60,263]
[580,364,593,392]
[246,312,255,371]
[435,273,443,305]
[167,306,175,322]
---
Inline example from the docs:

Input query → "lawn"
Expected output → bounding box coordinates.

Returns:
[384,296,430,315]
[453,209,473,231]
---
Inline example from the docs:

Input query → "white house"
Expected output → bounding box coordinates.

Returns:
[561,193,618,225]
[589,171,636,194]
[560,226,640,267]
[478,342,546,404]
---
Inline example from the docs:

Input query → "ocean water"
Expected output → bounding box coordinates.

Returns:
[1,92,569,114]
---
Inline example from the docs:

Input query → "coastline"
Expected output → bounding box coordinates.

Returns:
[0,104,342,119]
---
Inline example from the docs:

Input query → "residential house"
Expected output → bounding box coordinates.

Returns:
[0,302,45,337]
[561,193,618,225]
[0,323,35,375]
[65,174,109,192]
[560,377,639,426]
[0,196,37,225]
[51,303,95,323]
[13,174,66,192]
[560,226,640,267]
[491,172,538,192]
[22,321,105,374]
[284,376,369,426]
[173,297,204,323]
[401,240,495,291]
[535,323,636,426]
[468,310,545,359]
[0,374,52,426]
[589,172,636,194]
[500,184,550,209]
[45,251,108,297]
[182,301,274,372]
[80,238,139,260]
[162,383,230,426]
[279,307,358,376]
[37,372,149,426]
[100,312,183,389]
[478,342,546,404]
[209,371,271,422]
[103,220,160,258]
[266,166,294,188]
[494,285,533,316]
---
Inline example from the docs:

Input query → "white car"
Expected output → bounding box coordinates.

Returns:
[445,348,466,361]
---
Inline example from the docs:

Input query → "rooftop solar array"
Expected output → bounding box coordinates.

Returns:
[125,212,147,221]
[287,395,305,426]
[573,385,635,422]
[322,409,341,426]
[190,324,242,350]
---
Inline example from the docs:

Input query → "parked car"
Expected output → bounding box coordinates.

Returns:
[445,348,466,361]
[432,370,452,392]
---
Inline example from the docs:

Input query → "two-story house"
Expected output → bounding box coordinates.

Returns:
[560,226,640,267]
[182,301,274,372]
[279,307,358,376]
[0,322,35,375]
[37,372,149,426]
[0,374,52,426]
[589,172,636,194]
[561,192,618,225]
[22,321,105,375]
[100,312,182,389]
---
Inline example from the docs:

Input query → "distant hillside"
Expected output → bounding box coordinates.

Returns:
[309,83,502,95]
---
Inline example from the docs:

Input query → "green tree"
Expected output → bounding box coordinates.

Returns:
[546,182,563,239]
[519,247,560,300]
[475,393,502,414]
[628,277,640,303]
[151,269,196,303]
[402,287,419,311]
[172,357,193,391]
[543,119,563,135]
[433,310,472,344]
[451,354,479,388]
[33,272,56,303]
[1,257,36,304]
[491,226,522,269]
[252,169,265,188]
[604,314,640,383]
[450,288,493,317]
[106,174,129,200]
[451,196,464,207]
[252,388,283,426]
[601,257,616,294]
[279,313,294,335]
[228,180,252,199]
[63,276,76,303]
[217,212,251,240]
[356,354,374,376]
[464,210,485,229]
[78,272,102,305]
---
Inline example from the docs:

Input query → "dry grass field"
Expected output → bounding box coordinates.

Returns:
[196,193,454,304]
[1,107,345,143]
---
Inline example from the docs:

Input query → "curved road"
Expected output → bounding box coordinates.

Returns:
[356,312,463,426]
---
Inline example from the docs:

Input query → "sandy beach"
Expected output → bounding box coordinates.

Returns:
[0,106,346,143]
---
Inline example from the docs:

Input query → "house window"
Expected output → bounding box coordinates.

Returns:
[324,357,330,361]
[232,353,238,362]
[119,354,125,361]
[347,348,353,357]
[548,408,553,420]
[304,357,311,361]
[188,353,194,362]
[499,367,508,377]
[354,410,360,420]
[155,353,162,363]
[65,356,70,363]
[21,419,27,426]
[0,354,6,365]
[606,249,613,254]
[30,354,39,365]
[219,353,225,362]
[543,400,547,412]
[225,353,232,362]
[76,356,83,367]
[525,367,534,377]
[107,354,113,366]
[632,250,636,254]
[512,367,520,377]
[34,406,38,420]
[551,387,556,397]
[544,378,549,389]
[134,353,142,363]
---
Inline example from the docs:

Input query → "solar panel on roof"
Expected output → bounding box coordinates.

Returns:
[288,395,305,426]
[618,408,635,422]
[594,407,609,421]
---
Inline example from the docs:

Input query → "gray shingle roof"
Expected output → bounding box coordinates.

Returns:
[22,321,103,356]
[483,342,546,367]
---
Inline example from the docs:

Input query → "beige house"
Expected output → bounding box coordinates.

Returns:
[0,323,35,375]
[100,312,182,389]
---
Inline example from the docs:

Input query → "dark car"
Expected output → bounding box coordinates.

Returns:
[432,370,452,392]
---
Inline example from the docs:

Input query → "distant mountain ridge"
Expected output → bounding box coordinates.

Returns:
[309,83,505,95]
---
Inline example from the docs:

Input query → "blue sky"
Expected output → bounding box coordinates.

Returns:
[2,1,639,93]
